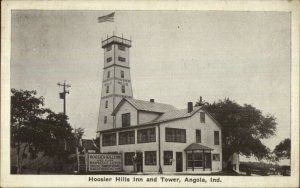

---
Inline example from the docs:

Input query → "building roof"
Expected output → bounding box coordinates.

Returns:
[184,143,214,151]
[112,98,178,115]
[81,139,99,151]
[152,106,202,123]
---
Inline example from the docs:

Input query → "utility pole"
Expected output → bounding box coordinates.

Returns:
[57,81,71,115]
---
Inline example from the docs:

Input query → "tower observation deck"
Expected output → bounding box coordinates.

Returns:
[102,35,131,48]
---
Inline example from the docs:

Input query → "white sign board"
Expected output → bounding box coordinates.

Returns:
[88,153,122,172]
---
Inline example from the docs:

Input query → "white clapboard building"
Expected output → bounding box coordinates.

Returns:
[96,35,222,173]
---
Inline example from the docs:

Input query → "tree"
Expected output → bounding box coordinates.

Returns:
[11,89,74,174]
[73,127,85,149]
[273,138,290,161]
[195,98,277,164]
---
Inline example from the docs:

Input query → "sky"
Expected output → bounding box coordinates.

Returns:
[11,10,291,159]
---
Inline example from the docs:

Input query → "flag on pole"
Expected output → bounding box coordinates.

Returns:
[98,12,115,23]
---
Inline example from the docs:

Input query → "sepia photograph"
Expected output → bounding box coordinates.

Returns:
[1,1,299,187]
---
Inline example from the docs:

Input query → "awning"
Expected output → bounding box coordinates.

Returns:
[184,143,213,151]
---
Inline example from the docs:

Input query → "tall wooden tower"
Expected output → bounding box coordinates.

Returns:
[97,35,133,136]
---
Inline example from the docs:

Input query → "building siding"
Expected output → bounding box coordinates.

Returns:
[115,101,138,128]
[159,110,222,172]
[138,111,160,124]
[100,109,222,173]
[100,126,159,172]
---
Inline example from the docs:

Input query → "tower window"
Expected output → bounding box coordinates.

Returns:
[106,86,109,93]
[107,71,110,78]
[106,45,112,52]
[104,116,107,124]
[121,70,124,78]
[118,57,126,62]
[105,101,108,108]
[107,57,112,63]
[118,45,125,51]
[121,85,125,93]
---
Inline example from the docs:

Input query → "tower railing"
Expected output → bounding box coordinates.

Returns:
[102,36,131,48]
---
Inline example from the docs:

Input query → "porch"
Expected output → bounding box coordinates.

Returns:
[184,143,214,172]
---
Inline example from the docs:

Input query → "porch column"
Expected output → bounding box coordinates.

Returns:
[210,150,212,170]
[203,149,205,171]
[185,151,187,171]
[192,150,194,171]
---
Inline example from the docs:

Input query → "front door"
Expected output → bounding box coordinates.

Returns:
[136,152,143,172]
[204,153,211,169]
[176,152,183,172]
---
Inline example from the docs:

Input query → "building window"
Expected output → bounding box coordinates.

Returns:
[105,101,108,108]
[137,128,156,143]
[196,129,201,143]
[118,56,126,62]
[119,131,135,145]
[102,133,116,146]
[107,71,110,78]
[106,86,109,93]
[121,85,125,93]
[213,154,220,161]
[214,131,220,145]
[200,112,205,123]
[118,45,125,51]
[124,152,135,165]
[107,57,112,63]
[187,152,203,168]
[145,151,156,165]
[165,128,186,143]
[106,45,112,51]
[104,116,107,124]
[164,151,173,165]
[121,70,124,78]
[122,113,130,127]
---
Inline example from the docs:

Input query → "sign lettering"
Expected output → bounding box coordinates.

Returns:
[88,153,122,172]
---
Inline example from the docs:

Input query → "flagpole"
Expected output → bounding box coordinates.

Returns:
[98,12,116,38]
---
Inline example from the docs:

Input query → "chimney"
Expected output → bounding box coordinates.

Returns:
[150,99,155,103]
[188,102,193,113]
